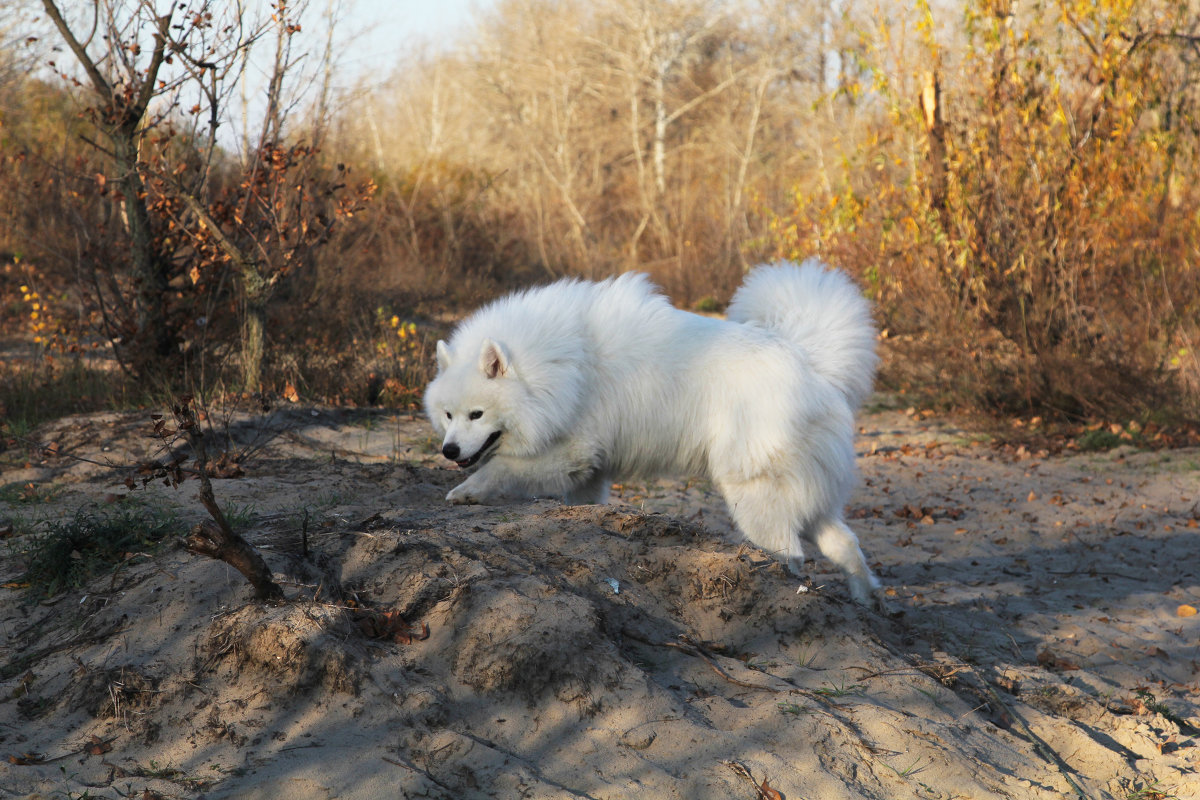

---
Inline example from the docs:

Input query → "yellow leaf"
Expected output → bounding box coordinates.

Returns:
[1177,604,1197,618]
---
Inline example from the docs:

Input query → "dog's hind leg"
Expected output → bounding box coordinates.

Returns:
[807,516,879,607]
[717,475,809,570]
[719,476,879,606]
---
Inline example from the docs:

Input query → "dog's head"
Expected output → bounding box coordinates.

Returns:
[424,338,515,468]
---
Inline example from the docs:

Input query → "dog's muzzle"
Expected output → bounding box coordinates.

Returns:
[444,430,502,468]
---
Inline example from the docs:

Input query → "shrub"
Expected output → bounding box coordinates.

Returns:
[777,0,1200,420]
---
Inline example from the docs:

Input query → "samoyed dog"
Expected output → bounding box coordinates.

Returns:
[424,259,880,604]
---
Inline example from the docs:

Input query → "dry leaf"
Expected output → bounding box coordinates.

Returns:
[1176,604,1197,618]
[8,752,44,765]
[1036,648,1080,671]
[758,777,783,800]
[84,735,112,755]
[354,608,429,644]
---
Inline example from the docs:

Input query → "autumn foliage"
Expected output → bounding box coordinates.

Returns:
[777,0,1200,418]
[3,0,1200,424]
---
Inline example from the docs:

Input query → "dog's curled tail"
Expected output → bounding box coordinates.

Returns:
[727,258,878,410]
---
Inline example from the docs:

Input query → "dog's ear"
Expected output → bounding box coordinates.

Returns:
[478,338,511,379]
[436,340,451,372]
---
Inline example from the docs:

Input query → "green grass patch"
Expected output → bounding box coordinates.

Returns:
[1075,428,1126,452]
[18,505,178,599]
[776,700,810,717]
[1126,781,1181,800]
[812,679,866,698]
[221,501,258,532]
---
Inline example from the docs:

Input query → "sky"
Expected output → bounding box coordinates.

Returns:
[6,0,492,149]
[334,0,489,77]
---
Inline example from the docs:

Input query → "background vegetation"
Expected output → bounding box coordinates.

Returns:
[2,0,1198,432]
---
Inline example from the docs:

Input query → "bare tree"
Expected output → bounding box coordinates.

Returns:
[38,0,356,392]
[41,0,184,377]
[329,0,875,298]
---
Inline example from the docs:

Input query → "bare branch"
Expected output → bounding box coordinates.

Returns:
[40,0,112,100]
[130,10,174,122]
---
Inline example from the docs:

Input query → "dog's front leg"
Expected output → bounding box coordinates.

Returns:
[446,446,598,505]
[446,461,515,504]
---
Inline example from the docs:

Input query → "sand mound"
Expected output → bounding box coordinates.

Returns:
[1,408,1197,798]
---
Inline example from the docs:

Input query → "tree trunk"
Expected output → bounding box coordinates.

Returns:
[179,192,270,393]
[920,70,951,233]
[652,67,668,199]
[241,291,267,394]
[111,123,178,377]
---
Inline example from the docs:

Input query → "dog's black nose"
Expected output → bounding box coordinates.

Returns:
[442,443,460,461]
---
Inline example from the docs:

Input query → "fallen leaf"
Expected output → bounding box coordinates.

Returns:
[84,735,111,756]
[758,777,783,800]
[353,607,429,644]
[1036,648,1080,671]
[1177,604,1197,618]
[8,752,44,765]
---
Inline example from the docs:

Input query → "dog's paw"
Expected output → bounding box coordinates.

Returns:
[446,484,480,504]
[847,574,886,611]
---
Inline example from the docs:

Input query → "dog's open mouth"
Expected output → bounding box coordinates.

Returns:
[456,430,502,468]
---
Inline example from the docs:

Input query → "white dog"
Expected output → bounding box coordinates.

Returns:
[423,259,880,604]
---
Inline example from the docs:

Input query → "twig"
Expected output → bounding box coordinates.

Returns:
[662,638,784,692]
[173,396,284,602]
[651,633,856,712]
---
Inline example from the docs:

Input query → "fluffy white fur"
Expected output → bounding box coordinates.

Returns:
[423,259,880,603]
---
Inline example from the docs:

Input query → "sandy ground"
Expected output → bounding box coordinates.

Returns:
[0,404,1197,799]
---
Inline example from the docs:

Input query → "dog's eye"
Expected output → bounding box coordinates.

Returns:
[468,410,483,420]
[445,411,452,420]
